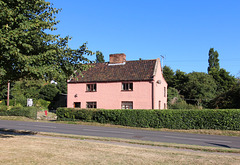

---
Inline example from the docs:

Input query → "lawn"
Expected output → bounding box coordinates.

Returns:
[0,134,240,165]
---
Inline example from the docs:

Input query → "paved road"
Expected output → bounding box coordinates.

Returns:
[0,120,240,149]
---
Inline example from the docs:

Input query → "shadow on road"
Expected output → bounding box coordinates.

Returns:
[207,142,231,148]
[0,128,37,138]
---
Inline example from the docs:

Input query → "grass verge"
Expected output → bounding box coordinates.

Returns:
[1,128,239,154]
[1,134,239,165]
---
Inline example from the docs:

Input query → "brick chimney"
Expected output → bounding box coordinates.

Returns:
[109,53,126,64]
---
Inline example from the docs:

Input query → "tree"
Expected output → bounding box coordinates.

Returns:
[39,84,59,101]
[184,72,217,107]
[209,68,236,94]
[0,0,91,83]
[174,69,188,93]
[96,51,105,63]
[209,84,240,109]
[208,48,220,73]
[163,66,175,88]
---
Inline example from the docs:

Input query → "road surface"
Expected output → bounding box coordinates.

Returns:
[0,120,239,149]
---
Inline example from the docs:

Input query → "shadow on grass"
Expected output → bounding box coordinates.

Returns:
[0,128,37,138]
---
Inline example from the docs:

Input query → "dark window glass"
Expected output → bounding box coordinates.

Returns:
[87,84,97,92]
[122,83,133,91]
[121,101,133,109]
[86,102,97,108]
[74,102,81,108]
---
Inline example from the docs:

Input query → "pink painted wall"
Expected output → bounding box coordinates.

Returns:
[152,58,168,109]
[67,81,152,109]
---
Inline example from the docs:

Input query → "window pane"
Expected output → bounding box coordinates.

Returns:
[86,102,97,108]
[121,101,133,109]
[74,102,81,108]
[122,83,133,91]
[87,84,97,92]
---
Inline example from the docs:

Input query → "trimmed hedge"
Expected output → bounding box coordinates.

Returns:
[0,106,38,119]
[56,108,240,130]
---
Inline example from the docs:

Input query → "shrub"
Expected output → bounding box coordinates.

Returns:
[0,106,38,119]
[56,108,240,130]
[34,99,51,109]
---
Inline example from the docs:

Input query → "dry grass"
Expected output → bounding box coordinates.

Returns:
[0,134,240,165]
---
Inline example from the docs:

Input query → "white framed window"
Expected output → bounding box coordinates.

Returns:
[122,83,133,91]
[121,101,133,109]
[86,102,97,108]
[86,84,97,92]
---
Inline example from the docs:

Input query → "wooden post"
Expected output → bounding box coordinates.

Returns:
[7,80,10,106]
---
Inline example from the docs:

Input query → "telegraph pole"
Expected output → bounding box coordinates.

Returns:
[7,80,10,106]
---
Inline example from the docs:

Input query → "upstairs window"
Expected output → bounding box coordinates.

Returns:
[86,84,96,92]
[121,101,133,109]
[122,83,133,91]
[164,87,166,97]
[86,102,97,108]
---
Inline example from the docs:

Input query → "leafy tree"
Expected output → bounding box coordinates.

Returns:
[207,48,236,94]
[208,48,220,73]
[174,69,188,93]
[209,84,240,109]
[209,68,236,94]
[96,51,105,63]
[39,84,59,101]
[0,0,91,83]
[184,72,217,107]
[163,66,175,87]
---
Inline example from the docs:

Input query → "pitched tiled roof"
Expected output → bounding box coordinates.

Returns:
[69,59,156,83]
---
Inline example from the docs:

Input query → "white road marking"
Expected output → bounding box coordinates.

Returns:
[82,129,134,135]
[164,135,232,143]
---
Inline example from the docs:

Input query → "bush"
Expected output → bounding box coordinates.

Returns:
[56,108,240,130]
[39,84,59,101]
[34,99,51,109]
[0,106,38,119]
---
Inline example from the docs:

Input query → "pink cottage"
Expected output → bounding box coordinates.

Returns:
[67,53,168,109]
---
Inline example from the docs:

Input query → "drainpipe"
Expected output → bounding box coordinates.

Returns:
[152,81,154,109]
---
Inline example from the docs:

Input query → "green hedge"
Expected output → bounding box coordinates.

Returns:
[0,106,38,119]
[56,108,240,130]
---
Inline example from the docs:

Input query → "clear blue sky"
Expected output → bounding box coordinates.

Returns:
[48,0,240,77]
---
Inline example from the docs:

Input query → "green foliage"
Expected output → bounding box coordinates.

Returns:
[209,68,236,94]
[0,106,38,119]
[0,0,91,82]
[208,48,220,73]
[56,79,67,94]
[56,108,240,130]
[34,99,51,109]
[209,84,240,109]
[184,72,217,106]
[96,51,105,63]
[39,84,59,101]
[163,66,175,87]
[168,101,198,109]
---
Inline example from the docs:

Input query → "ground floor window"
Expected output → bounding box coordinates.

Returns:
[74,102,81,108]
[121,101,133,109]
[86,102,97,108]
